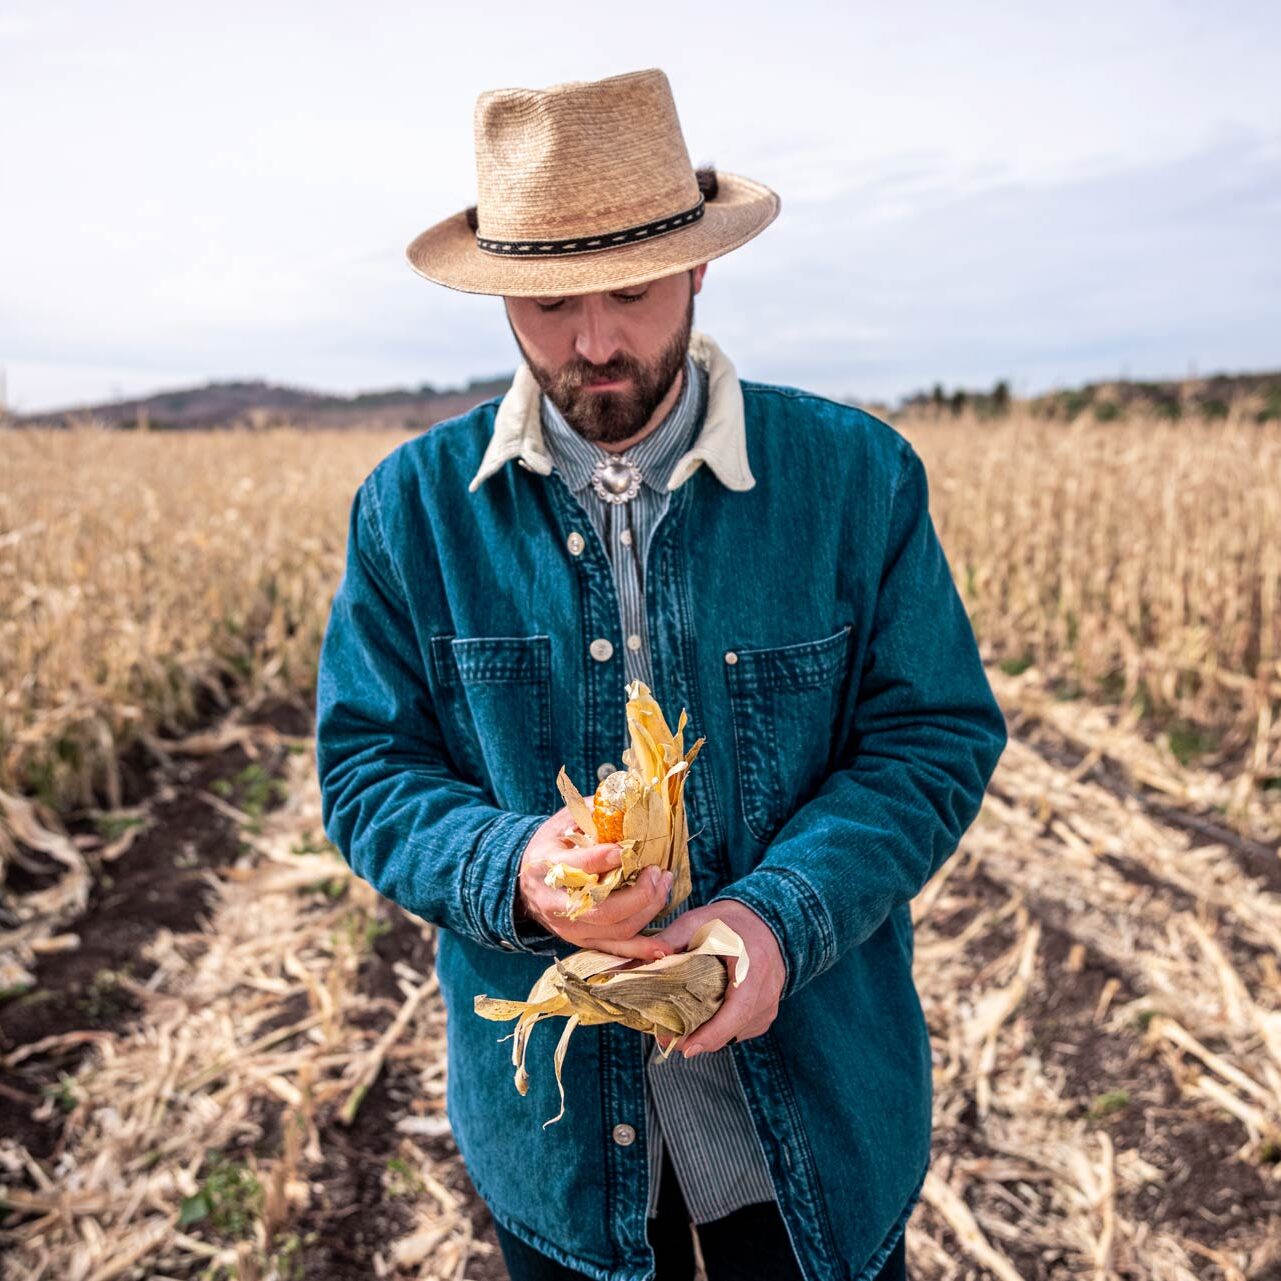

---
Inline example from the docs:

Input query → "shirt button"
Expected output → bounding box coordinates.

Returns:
[612,1123,636,1146]
[619,529,633,546]
[590,638,614,662]
[597,762,617,781]
[567,531,585,556]
[626,633,642,651]
[724,651,739,665]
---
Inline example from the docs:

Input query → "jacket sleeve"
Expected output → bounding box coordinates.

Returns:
[315,478,567,957]
[710,442,1008,1000]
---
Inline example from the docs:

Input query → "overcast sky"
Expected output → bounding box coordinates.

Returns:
[2,0,1278,414]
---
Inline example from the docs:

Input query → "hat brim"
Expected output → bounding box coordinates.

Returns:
[404,170,780,297]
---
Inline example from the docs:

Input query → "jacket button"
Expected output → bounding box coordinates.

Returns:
[567,531,585,555]
[499,940,516,951]
[612,1123,636,1146]
[597,762,616,781]
[724,651,738,665]
[590,638,614,662]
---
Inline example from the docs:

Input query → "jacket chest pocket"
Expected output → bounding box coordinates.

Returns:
[428,633,555,816]
[724,623,853,845]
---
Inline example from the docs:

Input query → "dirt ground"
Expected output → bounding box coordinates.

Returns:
[2,678,1279,1280]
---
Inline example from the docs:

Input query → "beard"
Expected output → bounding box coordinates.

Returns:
[509,278,695,446]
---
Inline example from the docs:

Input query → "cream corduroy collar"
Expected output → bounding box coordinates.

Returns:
[467,330,756,494]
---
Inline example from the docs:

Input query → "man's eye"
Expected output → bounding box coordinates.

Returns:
[534,292,645,311]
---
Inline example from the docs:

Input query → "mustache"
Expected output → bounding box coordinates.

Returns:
[562,359,641,390]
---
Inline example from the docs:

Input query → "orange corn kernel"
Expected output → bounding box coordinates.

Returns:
[592,770,630,844]
[592,793,625,844]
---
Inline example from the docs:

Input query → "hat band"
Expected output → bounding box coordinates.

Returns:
[475,195,705,258]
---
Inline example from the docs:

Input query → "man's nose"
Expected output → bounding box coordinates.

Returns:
[572,300,624,368]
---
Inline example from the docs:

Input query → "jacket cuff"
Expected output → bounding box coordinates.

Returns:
[464,810,573,957]
[709,866,835,1002]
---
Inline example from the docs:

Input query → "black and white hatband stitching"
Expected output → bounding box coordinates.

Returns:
[475,197,705,257]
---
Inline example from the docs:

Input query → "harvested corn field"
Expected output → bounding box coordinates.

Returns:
[2,416,1280,1279]
[3,675,1279,1278]
[902,411,1281,796]
[3,417,1278,815]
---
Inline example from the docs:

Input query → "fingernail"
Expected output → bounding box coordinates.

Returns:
[684,1043,702,1058]
[662,871,674,891]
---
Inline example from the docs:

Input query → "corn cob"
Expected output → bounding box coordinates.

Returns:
[474,919,748,1126]
[545,679,704,920]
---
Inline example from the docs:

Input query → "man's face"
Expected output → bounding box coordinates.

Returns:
[503,264,707,446]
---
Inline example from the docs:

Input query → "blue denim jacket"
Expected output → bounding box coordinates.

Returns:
[315,366,1008,1281]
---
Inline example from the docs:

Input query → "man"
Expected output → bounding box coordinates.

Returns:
[315,68,1007,1281]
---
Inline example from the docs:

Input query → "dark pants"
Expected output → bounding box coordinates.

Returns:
[491,1143,909,1280]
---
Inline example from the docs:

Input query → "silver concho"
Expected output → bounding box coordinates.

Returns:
[590,455,643,504]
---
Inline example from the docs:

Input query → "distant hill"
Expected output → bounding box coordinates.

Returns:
[895,368,1281,422]
[6,375,516,432]
[8,365,1281,432]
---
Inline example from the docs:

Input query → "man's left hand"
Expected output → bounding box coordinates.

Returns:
[649,899,785,1057]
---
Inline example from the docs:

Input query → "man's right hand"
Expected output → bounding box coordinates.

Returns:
[518,806,676,962]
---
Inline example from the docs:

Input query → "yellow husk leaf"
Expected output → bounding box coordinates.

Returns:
[548,680,705,920]
[474,919,748,1126]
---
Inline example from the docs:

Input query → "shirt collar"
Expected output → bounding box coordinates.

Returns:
[467,329,756,495]
[539,350,704,497]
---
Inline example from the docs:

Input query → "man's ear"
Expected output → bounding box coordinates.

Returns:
[691,263,708,295]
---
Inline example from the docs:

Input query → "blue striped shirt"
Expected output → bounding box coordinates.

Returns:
[539,351,777,1224]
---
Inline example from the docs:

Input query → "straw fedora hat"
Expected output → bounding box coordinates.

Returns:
[405,67,780,297]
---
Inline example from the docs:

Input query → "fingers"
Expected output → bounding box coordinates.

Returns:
[533,860,677,955]
[650,913,702,954]
[649,907,720,958]
[541,867,660,929]
[580,890,672,941]
[682,974,755,1057]
[578,933,673,963]
[540,806,577,847]
[579,866,673,928]
[562,842,624,876]
[659,1016,768,1057]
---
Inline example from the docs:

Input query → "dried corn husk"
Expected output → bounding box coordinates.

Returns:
[474,919,747,1126]
[547,679,704,919]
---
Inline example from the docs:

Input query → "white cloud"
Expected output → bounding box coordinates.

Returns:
[1,0,1278,411]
